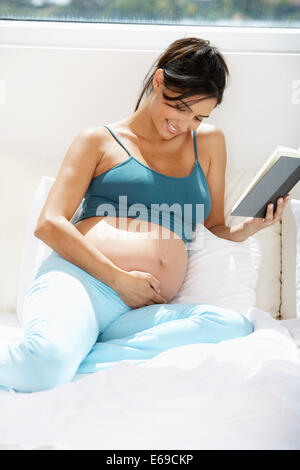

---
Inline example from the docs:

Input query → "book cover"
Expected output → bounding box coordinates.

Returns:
[230,146,300,218]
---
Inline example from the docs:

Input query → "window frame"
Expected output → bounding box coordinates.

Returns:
[0,20,300,53]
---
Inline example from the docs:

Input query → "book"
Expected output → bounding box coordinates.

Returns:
[230,145,300,218]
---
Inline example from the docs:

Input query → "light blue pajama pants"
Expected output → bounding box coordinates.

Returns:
[0,250,253,393]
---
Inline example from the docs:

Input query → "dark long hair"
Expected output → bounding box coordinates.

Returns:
[134,37,229,112]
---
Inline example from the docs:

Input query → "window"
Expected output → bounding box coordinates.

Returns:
[0,0,300,28]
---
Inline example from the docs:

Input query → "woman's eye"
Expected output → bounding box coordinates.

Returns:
[165,103,185,112]
[175,105,186,111]
[167,103,202,122]
[175,105,202,121]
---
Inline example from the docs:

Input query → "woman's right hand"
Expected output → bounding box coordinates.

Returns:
[111,269,167,309]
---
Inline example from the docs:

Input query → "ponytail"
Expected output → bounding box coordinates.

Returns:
[134,37,229,112]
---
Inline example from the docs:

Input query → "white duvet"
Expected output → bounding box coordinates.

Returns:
[0,307,300,450]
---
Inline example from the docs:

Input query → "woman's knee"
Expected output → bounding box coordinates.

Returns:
[210,308,253,340]
[226,311,253,338]
[190,305,253,342]
[12,337,75,392]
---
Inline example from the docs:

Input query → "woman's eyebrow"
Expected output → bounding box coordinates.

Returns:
[179,100,210,118]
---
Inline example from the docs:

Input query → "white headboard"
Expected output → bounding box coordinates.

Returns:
[281,182,300,319]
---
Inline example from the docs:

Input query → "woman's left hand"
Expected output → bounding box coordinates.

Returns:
[249,194,290,232]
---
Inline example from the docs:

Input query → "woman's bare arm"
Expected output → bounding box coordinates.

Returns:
[34,127,124,288]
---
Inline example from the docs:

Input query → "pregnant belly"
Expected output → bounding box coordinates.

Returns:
[74,216,189,301]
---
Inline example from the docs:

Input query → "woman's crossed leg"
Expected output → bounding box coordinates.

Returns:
[78,302,253,373]
[0,251,253,392]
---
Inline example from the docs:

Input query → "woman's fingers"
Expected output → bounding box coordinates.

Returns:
[275,194,290,218]
[264,194,290,225]
[151,289,167,304]
[264,203,274,224]
[150,275,161,294]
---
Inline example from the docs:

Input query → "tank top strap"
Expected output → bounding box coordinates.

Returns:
[103,125,131,157]
[192,129,199,165]
[104,126,199,167]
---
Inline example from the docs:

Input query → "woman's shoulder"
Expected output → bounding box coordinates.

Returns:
[194,123,225,154]
[74,126,106,145]
[195,123,224,140]
[76,124,120,150]
[194,124,226,171]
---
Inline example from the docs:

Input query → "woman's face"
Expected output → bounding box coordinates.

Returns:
[149,68,218,139]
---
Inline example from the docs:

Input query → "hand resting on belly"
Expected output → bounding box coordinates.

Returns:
[74,216,189,307]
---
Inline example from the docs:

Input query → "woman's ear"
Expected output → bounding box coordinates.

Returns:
[153,68,164,91]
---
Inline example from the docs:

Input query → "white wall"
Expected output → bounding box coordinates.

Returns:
[0,44,299,173]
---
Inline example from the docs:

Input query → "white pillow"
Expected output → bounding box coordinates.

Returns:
[224,169,281,318]
[169,223,262,316]
[0,148,61,315]
[290,199,300,318]
[16,177,82,324]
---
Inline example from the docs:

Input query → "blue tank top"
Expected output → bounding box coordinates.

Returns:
[76,126,211,245]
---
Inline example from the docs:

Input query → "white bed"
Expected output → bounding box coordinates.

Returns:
[0,308,299,450]
[1,145,300,449]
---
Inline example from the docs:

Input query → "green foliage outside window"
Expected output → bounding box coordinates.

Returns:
[0,0,299,26]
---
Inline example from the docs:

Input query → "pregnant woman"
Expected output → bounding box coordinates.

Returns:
[0,38,289,393]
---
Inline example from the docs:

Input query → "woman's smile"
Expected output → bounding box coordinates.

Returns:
[166,119,179,135]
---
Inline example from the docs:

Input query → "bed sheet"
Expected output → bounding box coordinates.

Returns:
[0,308,299,450]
